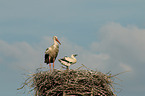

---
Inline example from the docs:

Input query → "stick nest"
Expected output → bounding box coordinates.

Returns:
[18,66,118,96]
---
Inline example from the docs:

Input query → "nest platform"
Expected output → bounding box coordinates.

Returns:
[18,66,118,96]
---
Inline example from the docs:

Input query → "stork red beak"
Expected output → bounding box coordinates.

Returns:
[56,38,61,45]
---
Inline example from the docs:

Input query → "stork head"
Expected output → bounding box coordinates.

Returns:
[73,54,78,57]
[53,36,61,45]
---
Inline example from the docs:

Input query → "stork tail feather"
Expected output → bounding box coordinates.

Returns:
[45,54,53,64]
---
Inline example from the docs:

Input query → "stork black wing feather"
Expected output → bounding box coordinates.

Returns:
[44,54,53,64]
[60,58,73,64]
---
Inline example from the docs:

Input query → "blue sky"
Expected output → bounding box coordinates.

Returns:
[0,0,145,96]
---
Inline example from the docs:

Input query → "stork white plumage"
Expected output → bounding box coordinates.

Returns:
[58,54,77,70]
[44,36,61,72]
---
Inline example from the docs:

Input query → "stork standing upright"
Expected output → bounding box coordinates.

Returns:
[44,36,61,72]
[58,54,77,70]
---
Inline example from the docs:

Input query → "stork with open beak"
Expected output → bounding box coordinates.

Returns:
[58,54,77,70]
[44,36,61,72]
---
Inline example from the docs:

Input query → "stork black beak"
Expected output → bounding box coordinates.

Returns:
[73,54,78,57]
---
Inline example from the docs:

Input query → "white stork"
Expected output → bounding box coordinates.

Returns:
[58,54,77,70]
[44,36,61,72]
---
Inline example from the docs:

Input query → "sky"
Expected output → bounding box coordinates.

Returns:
[0,0,145,96]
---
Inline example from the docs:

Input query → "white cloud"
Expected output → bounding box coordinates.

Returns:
[119,63,132,72]
[0,40,42,72]
[91,22,145,72]
[0,36,111,72]
[1,22,145,74]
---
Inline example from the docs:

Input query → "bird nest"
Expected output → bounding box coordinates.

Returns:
[18,65,121,96]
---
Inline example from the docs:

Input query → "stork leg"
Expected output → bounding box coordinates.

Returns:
[49,56,51,72]
[49,63,51,72]
[66,66,69,72]
[53,58,55,72]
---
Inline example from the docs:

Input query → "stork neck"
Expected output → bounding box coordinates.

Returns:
[71,55,77,63]
[54,39,59,45]
[71,55,75,59]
